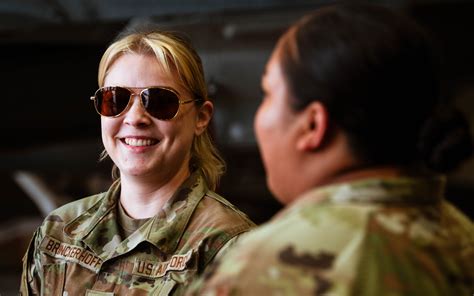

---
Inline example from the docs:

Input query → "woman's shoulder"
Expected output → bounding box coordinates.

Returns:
[198,200,474,294]
[38,192,108,235]
[194,191,256,231]
[179,191,255,267]
[233,201,371,256]
[193,201,370,294]
[51,193,106,220]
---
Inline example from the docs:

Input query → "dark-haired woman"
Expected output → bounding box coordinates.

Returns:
[193,3,474,295]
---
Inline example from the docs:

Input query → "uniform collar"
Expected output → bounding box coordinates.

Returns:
[63,179,120,242]
[298,175,446,206]
[64,171,207,260]
[136,172,206,254]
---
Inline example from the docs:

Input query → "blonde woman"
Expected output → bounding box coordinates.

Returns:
[20,29,254,295]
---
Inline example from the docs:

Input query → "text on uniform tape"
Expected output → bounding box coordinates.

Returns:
[133,250,192,278]
[40,235,103,273]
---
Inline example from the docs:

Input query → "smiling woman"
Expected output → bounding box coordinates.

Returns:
[99,53,203,216]
[19,29,255,295]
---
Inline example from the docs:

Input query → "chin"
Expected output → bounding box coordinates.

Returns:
[120,166,151,177]
[267,178,290,205]
[274,192,292,205]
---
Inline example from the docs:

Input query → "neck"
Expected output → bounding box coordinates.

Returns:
[321,164,405,186]
[286,130,409,204]
[119,166,190,219]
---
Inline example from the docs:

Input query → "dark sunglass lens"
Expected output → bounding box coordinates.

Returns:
[96,87,130,116]
[142,88,180,120]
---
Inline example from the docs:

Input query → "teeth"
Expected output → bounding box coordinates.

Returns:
[124,138,156,147]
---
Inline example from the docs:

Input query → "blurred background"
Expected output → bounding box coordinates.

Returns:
[0,0,473,294]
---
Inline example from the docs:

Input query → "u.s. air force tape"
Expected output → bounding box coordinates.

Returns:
[133,249,192,278]
[40,236,103,273]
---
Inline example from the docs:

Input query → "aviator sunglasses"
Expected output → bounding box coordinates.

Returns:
[90,86,202,120]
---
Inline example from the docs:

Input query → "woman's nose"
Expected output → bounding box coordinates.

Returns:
[123,94,152,127]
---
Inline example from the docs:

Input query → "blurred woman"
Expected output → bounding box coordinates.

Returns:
[194,3,474,295]
[20,29,254,295]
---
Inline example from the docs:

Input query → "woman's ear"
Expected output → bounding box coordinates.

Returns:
[296,101,329,151]
[195,100,214,136]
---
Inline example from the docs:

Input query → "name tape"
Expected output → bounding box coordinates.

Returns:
[40,236,103,273]
[133,250,192,278]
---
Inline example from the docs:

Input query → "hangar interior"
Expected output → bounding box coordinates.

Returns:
[0,0,473,294]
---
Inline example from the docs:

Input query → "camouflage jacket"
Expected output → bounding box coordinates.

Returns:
[193,176,474,295]
[20,172,255,295]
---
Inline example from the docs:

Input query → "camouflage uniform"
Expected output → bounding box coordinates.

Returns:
[20,172,255,295]
[193,176,474,295]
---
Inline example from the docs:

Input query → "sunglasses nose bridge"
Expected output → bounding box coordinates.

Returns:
[127,92,142,107]
[125,92,150,117]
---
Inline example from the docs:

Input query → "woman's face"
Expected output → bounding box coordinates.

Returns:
[101,53,199,181]
[254,47,300,204]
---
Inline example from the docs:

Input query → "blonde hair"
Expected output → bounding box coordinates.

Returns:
[97,30,225,190]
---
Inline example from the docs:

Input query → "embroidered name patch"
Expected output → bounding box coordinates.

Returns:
[40,236,103,273]
[133,250,192,278]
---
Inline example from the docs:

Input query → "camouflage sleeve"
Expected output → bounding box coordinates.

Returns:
[184,250,237,295]
[20,229,42,295]
[213,235,242,261]
[183,233,246,295]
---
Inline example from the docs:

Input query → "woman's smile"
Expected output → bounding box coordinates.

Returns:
[119,136,161,153]
[121,136,160,147]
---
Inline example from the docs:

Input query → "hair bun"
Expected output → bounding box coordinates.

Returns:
[418,106,473,172]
